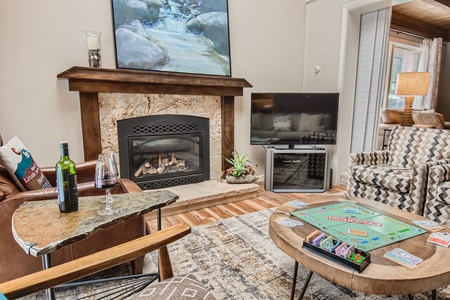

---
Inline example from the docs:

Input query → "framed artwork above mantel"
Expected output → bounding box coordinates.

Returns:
[111,0,232,77]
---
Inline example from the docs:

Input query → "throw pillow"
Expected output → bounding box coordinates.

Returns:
[127,274,216,300]
[0,136,52,191]
[273,116,292,131]
[297,113,323,132]
[412,109,443,129]
[380,109,403,124]
[436,113,445,128]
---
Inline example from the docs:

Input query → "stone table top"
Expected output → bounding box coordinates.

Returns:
[12,190,178,257]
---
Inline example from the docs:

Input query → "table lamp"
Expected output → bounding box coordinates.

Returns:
[395,72,431,126]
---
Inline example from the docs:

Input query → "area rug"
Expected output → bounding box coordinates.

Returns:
[144,208,450,300]
[21,208,450,299]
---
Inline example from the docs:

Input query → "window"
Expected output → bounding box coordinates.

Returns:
[386,43,423,109]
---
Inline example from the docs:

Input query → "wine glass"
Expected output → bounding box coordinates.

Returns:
[95,153,119,215]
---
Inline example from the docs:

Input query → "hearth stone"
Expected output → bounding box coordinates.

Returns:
[143,180,260,221]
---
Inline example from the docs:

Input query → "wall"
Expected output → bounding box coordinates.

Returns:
[0,0,306,180]
[303,0,392,183]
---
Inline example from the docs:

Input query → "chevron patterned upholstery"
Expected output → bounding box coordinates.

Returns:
[347,126,450,215]
[425,164,450,227]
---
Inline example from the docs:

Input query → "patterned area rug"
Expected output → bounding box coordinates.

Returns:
[144,208,450,300]
[22,208,450,299]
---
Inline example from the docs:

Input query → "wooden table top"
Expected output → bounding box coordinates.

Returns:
[269,194,450,296]
[12,190,178,257]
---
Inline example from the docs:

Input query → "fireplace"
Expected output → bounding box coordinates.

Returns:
[118,115,210,190]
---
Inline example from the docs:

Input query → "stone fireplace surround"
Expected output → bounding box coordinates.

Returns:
[57,67,252,181]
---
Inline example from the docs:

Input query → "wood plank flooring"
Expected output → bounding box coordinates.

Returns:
[147,183,346,232]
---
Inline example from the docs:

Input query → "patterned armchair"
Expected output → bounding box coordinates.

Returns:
[347,126,450,215]
[425,164,450,226]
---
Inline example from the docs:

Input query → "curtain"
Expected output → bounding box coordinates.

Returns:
[420,38,443,109]
[350,8,391,152]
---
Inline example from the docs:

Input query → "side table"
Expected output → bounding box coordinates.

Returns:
[12,190,178,300]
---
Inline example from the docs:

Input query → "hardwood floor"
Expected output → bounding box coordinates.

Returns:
[147,183,346,232]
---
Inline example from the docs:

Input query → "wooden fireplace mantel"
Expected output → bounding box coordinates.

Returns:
[57,66,252,164]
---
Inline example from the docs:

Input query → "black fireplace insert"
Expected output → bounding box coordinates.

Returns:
[117,115,210,190]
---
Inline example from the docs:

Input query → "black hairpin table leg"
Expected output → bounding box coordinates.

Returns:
[298,270,313,300]
[290,260,314,300]
[290,261,299,300]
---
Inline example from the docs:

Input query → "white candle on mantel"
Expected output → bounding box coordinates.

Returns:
[86,36,99,50]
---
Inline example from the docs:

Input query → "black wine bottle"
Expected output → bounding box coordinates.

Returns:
[56,141,78,213]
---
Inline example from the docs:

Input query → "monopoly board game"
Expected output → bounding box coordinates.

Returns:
[291,202,427,251]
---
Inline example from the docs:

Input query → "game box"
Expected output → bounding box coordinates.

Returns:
[303,240,371,273]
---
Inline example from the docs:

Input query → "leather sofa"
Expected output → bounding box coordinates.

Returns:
[0,153,144,283]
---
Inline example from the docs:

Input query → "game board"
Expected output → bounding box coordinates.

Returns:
[291,202,427,251]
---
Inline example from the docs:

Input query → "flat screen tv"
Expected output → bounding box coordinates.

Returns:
[250,93,339,146]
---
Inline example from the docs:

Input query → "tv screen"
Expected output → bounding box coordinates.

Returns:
[250,93,339,145]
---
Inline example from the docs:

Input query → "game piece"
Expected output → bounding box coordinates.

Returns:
[306,230,322,243]
[312,233,326,246]
[344,245,355,259]
[348,228,368,237]
[348,253,365,264]
[319,236,335,251]
[275,216,304,228]
[335,242,348,257]
[427,232,450,247]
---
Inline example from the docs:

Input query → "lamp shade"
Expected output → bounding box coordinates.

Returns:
[395,72,430,96]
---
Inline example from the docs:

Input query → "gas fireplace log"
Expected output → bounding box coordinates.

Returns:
[134,157,152,177]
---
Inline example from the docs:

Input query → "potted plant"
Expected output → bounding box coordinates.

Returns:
[220,149,258,184]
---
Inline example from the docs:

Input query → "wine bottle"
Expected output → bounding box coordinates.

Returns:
[56,141,78,213]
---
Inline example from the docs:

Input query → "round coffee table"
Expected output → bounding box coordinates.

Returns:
[269,195,450,299]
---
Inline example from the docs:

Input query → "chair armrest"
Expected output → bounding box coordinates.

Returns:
[118,178,142,193]
[0,222,191,299]
[348,150,389,167]
[4,179,137,203]
[41,160,97,185]
[427,164,450,200]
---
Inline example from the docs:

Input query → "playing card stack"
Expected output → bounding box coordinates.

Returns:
[275,216,304,228]
[427,232,450,247]
[285,200,309,209]
[383,248,423,269]
[411,220,444,232]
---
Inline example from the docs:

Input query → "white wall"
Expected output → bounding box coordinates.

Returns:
[0,0,306,175]
[303,0,392,184]
[229,0,306,177]
[0,1,114,165]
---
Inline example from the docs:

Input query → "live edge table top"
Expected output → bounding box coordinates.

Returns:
[269,195,450,296]
[12,191,178,257]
